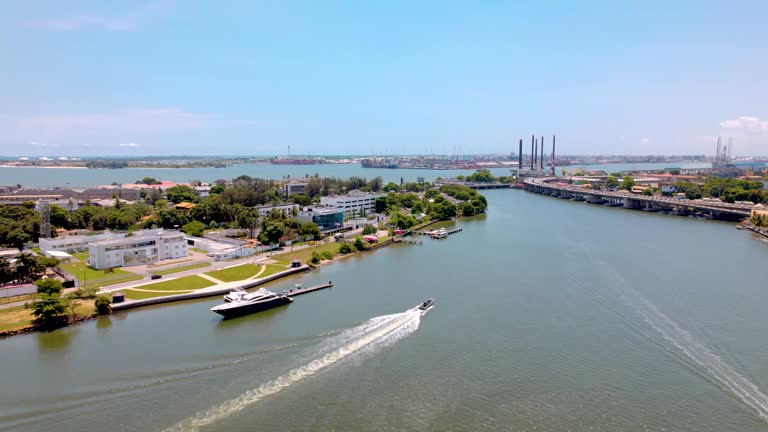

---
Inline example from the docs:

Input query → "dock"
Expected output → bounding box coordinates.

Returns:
[416,227,463,238]
[282,282,333,297]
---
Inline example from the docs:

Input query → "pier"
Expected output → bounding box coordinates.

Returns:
[415,227,464,238]
[282,282,333,296]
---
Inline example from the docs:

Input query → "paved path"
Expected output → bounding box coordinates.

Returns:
[197,273,224,284]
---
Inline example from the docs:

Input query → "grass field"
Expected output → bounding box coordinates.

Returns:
[0,299,95,332]
[71,251,89,261]
[122,289,194,300]
[151,262,211,276]
[122,275,214,300]
[59,262,143,287]
[273,242,340,265]
[59,261,143,289]
[204,264,263,282]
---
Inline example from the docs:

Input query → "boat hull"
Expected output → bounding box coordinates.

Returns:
[212,297,292,319]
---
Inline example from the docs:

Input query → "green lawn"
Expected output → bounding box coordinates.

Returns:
[59,261,143,288]
[259,264,287,279]
[135,275,214,292]
[0,305,32,332]
[151,262,211,276]
[273,242,340,265]
[71,251,89,262]
[122,289,194,300]
[205,264,263,282]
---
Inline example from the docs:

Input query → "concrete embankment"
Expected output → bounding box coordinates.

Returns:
[111,265,310,312]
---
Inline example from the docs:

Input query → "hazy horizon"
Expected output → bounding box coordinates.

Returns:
[2,1,767,156]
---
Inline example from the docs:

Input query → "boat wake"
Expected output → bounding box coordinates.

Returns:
[587,255,768,423]
[163,308,424,432]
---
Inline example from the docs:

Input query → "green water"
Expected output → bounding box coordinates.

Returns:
[2,189,768,431]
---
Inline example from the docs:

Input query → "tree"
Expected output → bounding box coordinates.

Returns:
[367,176,384,192]
[605,176,619,189]
[620,176,635,191]
[289,193,311,207]
[382,182,400,192]
[461,202,476,216]
[29,278,69,330]
[642,188,654,196]
[182,221,206,237]
[258,221,284,245]
[15,252,44,283]
[310,251,321,264]
[236,208,260,238]
[95,293,112,315]
[166,185,199,204]
[138,177,159,185]
[338,243,354,254]
[353,238,366,251]
[362,224,377,235]
[298,222,321,239]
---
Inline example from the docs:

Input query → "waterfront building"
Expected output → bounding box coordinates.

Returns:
[39,231,126,253]
[183,235,255,261]
[284,181,308,196]
[298,206,344,231]
[88,229,187,269]
[254,203,299,218]
[320,190,384,218]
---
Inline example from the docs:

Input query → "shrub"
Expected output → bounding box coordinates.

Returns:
[338,243,354,254]
[353,238,366,251]
[320,250,334,260]
[310,251,321,264]
[94,293,113,315]
[362,224,377,235]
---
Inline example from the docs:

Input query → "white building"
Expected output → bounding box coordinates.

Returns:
[88,229,187,269]
[39,232,126,253]
[320,190,384,218]
[254,203,299,218]
[184,236,255,261]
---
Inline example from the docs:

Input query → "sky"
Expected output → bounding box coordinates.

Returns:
[1,0,767,157]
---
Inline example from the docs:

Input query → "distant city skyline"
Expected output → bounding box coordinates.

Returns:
[1,1,767,156]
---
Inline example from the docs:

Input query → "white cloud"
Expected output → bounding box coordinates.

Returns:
[119,142,140,148]
[24,0,173,32]
[719,116,768,134]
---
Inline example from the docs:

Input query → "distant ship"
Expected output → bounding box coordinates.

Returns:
[270,157,321,165]
[361,158,398,169]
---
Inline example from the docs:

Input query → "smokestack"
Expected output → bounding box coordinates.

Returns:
[518,139,523,171]
[531,135,535,170]
[534,138,538,167]
[551,134,556,175]
[540,136,544,169]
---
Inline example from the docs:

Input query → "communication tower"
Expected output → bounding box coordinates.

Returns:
[39,200,52,239]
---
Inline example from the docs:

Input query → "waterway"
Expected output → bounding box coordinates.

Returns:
[3,188,767,431]
[1,161,709,187]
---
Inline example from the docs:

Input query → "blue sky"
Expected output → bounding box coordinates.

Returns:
[1,0,767,156]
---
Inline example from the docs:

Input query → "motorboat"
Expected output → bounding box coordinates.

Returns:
[224,288,273,303]
[223,287,247,302]
[417,298,435,311]
[432,228,448,239]
[211,289,293,319]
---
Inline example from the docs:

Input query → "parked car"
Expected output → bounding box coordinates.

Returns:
[151,274,162,280]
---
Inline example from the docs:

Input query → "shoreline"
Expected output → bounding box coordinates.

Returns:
[0,218,454,339]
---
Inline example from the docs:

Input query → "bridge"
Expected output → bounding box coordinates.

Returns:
[523,177,752,220]
[435,181,511,190]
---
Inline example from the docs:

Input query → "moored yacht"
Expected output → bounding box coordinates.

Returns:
[211,289,292,319]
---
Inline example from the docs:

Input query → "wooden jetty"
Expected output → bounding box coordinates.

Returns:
[282,281,333,297]
[393,237,423,245]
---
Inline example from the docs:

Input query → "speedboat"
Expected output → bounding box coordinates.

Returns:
[211,289,293,319]
[417,298,435,311]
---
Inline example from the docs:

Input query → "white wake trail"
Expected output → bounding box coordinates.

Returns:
[164,309,423,432]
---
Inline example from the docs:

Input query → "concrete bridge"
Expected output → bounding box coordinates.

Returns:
[436,181,510,190]
[523,177,752,221]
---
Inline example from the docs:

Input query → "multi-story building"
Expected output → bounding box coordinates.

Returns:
[284,181,308,197]
[319,190,384,218]
[80,188,142,201]
[254,203,299,218]
[298,206,345,231]
[88,229,187,269]
[39,232,126,253]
